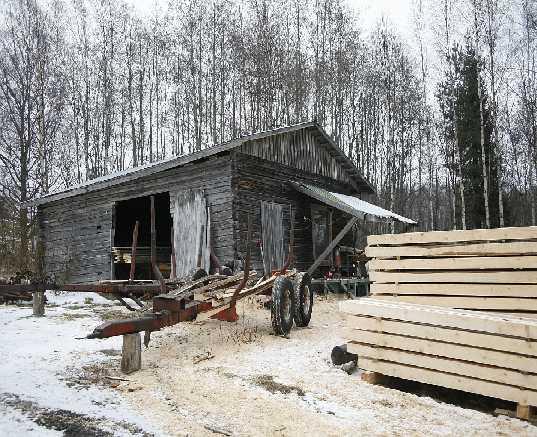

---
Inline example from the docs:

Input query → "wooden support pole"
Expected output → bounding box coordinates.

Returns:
[150,196,156,269]
[150,195,166,292]
[170,225,176,279]
[307,216,358,275]
[32,290,45,317]
[121,333,141,374]
[197,224,205,269]
[129,221,139,282]
[288,205,295,269]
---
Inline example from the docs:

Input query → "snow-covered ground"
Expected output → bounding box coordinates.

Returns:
[0,292,160,436]
[1,293,537,436]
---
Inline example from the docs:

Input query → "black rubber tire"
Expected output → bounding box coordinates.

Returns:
[192,268,208,281]
[293,272,313,327]
[271,276,295,336]
[331,344,358,365]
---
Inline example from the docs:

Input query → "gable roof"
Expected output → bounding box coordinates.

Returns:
[34,121,374,206]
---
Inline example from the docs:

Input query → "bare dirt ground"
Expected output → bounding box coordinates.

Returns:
[1,293,537,436]
[122,296,537,437]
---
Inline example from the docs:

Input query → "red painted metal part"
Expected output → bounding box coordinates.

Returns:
[210,306,238,322]
[87,298,214,339]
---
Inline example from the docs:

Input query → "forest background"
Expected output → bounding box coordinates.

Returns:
[0,0,535,274]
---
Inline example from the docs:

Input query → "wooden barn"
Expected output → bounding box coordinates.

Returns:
[34,121,414,284]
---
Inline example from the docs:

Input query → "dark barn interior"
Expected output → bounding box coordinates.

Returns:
[113,192,172,280]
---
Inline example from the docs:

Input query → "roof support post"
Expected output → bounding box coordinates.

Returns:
[307,216,358,276]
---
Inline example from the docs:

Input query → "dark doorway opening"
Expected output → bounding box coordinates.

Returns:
[113,192,172,280]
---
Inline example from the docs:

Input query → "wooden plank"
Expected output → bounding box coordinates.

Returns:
[350,342,537,390]
[339,299,537,339]
[371,295,537,311]
[358,357,537,405]
[370,282,537,297]
[348,329,535,372]
[368,256,537,271]
[344,315,537,356]
[369,270,537,284]
[365,241,537,258]
[368,226,537,246]
[488,312,537,320]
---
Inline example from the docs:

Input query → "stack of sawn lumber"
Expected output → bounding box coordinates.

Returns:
[340,299,537,409]
[366,226,537,317]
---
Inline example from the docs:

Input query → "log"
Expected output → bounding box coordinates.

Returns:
[121,333,141,374]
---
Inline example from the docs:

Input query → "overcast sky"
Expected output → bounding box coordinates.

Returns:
[347,0,415,40]
[127,0,416,43]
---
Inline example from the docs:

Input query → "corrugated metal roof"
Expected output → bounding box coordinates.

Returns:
[291,181,417,224]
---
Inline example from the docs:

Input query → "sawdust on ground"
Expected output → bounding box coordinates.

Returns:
[113,296,537,437]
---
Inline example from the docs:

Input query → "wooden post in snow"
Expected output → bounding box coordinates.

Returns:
[121,333,141,374]
[32,287,45,317]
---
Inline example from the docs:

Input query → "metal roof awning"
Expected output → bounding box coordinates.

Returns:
[291,181,417,225]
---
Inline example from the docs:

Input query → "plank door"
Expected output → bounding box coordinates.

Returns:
[311,204,332,266]
[173,189,210,278]
[261,201,285,275]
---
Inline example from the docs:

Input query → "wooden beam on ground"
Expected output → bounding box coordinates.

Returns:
[371,295,537,311]
[358,357,537,405]
[344,315,537,356]
[369,270,537,284]
[365,241,537,259]
[307,217,358,275]
[339,299,537,339]
[349,342,537,390]
[348,329,535,372]
[370,283,537,297]
[516,404,535,420]
[367,226,537,246]
[368,256,537,271]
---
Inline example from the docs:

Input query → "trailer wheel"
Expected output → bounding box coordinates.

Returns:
[293,272,313,327]
[271,276,295,336]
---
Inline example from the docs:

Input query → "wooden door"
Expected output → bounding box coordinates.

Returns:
[173,189,210,278]
[311,204,332,266]
[261,201,285,276]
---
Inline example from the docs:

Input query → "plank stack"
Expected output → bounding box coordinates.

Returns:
[366,226,537,317]
[340,298,537,416]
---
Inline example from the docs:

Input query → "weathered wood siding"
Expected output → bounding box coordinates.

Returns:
[239,127,353,186]
[38,154,234,283]
[231,152,358,274]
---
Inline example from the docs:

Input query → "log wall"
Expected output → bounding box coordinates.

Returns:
[38,154,234,283]
[231,151,357,274]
